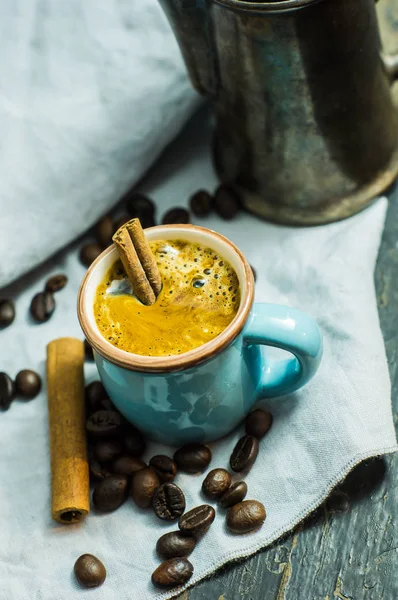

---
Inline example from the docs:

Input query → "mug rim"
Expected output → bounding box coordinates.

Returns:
[78,224,254,373]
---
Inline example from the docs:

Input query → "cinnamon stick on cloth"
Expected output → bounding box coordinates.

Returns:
[46,338,89,524]
[112,218,162,305]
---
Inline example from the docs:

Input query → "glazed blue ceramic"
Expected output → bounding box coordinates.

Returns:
[95,302,322,445]
[79,224,323,446]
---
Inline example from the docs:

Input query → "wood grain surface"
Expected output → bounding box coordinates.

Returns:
[178,4,398,598]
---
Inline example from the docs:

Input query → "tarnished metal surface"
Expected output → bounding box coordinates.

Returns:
[159,0,398,225]
[211,0,398,224]
[158,0,219,96]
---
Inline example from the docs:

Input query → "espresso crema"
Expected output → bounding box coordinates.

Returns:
[94,239,240,357]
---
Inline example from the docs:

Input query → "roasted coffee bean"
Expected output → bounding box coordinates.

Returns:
[123,428,146,457]
[174,443,212,474]
[214,184,240,220]
[250,264,257,282]
[100,398,116,411]
[85,381,108,414]
[125,192,155,227]
[178,504,215,536]
[0,299,15,328]
[30,291,55,322]
[113,214,130,233]
[149,455,177,482]
[111,455,146,476]
[131,467,160,508]
[84,339,94,361]
[79,243,102,268]
[45,274,68,293]
[96,215,114,248]
[219,481,247,508]
[245,409,273,439]
[189,190,212,217]
[86,410,122,439]
[74,554,106,588]
[151,558,193,588]
[202,468,231,500]
[226,500,266,534]
[137,211,156,229]
[230,435,259,473]
[94,439,123,464]
[156,531,196,560]
[15,370,42,399]
[162,207,190,225]
[125,193,154,216]
[152,483,186,521]
[0,372,15,411]
[92,474,129,511]
[89,458,112,481]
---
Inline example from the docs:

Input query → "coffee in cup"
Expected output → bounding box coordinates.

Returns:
[94,239,240,357]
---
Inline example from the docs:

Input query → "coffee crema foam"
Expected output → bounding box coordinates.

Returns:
[94,239,240,357]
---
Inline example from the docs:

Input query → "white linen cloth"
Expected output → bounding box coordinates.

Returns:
[0,0,199,288]
[0,109,396,599]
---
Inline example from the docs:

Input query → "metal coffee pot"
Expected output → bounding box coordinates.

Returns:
[159,0,398,225]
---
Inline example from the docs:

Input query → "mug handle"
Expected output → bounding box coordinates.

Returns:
[243,303,323,398]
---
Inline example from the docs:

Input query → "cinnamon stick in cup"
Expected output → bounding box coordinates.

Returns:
[47,338,89,524]
[126,219,162,296]
[112,218,162,306]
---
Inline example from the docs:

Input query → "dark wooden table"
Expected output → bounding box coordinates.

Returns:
[178,4,398,599]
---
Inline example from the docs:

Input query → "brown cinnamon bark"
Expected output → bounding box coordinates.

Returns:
[112,219,161,306]
[126,218,162,296]
[47,338,89,524]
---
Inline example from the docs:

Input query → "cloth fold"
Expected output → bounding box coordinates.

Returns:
[0,109,396,600]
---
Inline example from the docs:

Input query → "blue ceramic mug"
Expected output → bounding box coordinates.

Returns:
[78,224,322,445]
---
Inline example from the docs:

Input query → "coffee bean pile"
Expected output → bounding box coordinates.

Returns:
[82,380,273,589]
[0,370,42,411]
